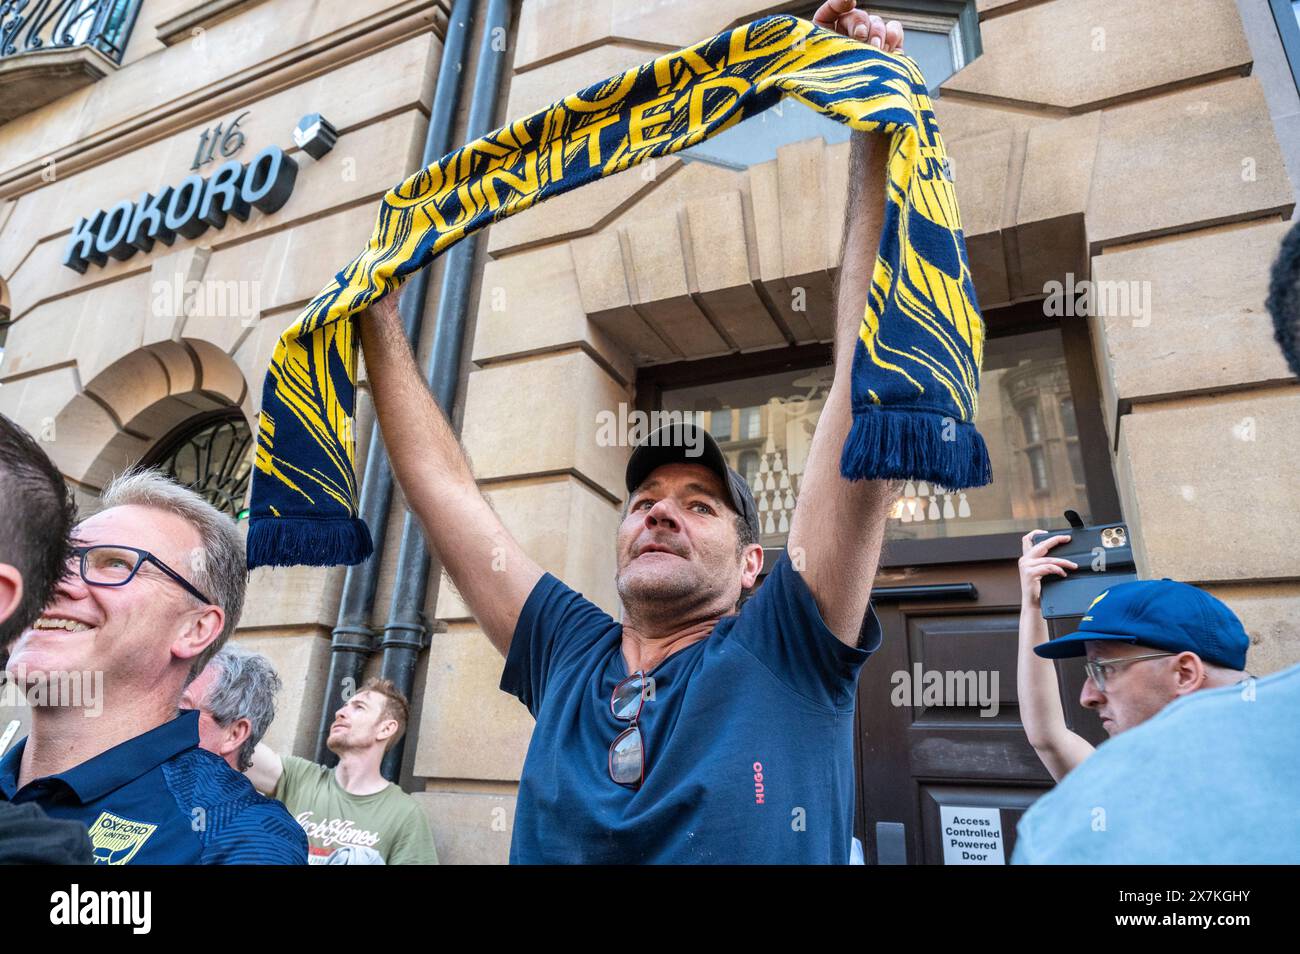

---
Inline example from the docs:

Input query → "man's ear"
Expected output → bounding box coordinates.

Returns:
[172,605,225,664]
[0,564,24,633]
[222,718,252,759]
[1172,651,1206,696]
[741,544,764,590]
[375,717,398,745]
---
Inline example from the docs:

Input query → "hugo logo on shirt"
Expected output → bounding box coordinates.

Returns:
[753,762,766,805]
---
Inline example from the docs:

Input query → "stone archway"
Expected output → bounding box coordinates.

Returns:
[51,337,252,499]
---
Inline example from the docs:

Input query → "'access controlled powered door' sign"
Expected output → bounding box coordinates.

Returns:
[939,805,1005,865]
[62,114,299,273]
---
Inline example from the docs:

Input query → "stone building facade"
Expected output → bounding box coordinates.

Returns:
[1,0,1297,863]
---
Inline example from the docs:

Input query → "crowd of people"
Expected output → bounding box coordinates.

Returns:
[1,0,1298,867]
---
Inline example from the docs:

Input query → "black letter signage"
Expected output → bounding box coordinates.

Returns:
[63,146,299,273]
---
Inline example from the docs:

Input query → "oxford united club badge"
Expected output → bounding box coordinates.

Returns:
[89,811,158,865]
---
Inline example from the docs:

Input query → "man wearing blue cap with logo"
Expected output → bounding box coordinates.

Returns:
[1009,578,1300,864]
[1016,532,1256,782]
[1036,577,1252,743]
[1008,245,1300,863]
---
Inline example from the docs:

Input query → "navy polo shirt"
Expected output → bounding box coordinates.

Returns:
[0,709,306,864]
[501,551,880,864]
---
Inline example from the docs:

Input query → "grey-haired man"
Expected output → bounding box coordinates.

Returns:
[181,644,283,772]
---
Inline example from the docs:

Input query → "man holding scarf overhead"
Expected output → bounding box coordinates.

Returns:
[327,3,981,863]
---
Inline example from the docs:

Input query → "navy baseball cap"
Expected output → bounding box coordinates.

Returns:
[1034,578,1249,670]
[625,421,761,542]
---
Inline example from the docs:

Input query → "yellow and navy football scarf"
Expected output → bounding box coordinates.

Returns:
[247,14,991,569]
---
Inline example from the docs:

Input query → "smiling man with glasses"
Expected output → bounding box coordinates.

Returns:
[0,469,306,864]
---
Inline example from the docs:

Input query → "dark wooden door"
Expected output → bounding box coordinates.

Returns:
[853,559,1106,865]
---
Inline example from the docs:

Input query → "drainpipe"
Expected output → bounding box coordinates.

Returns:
[378,0,513,782]
[315,0,477,764]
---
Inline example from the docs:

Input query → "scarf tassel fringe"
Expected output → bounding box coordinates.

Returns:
[840,406,992,491]
[246,516,374,569]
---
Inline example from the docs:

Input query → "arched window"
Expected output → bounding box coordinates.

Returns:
[139,409,254,519]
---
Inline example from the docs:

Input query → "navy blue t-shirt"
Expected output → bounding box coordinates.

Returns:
[0,710,306,864]
[501,552,880,864]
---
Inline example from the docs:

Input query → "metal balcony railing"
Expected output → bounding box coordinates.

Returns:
[0,0,141,64]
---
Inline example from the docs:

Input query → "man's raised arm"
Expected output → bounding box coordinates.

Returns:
[358,293,543,656]
[785,4,909,645]
[246,742,283,795]
[786,124,901,647]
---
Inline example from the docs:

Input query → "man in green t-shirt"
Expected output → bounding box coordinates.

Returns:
[248,678,437,864]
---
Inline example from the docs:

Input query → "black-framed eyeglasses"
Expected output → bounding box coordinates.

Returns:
[72,545,214,606]
[609,670,649,787]
[1083,652,1176,692]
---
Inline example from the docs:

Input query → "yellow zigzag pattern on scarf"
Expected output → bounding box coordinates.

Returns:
[249,14,985,565]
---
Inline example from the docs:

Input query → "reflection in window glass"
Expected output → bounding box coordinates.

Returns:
[1027,447,1048,492]
[1019,403,1042,444]
[894,328,1094,540]
[1060,397,1078,438]
[662,367,832,547]
[659,328,1097,550]
[1067,440,1086,487]
[711,409,732,441]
